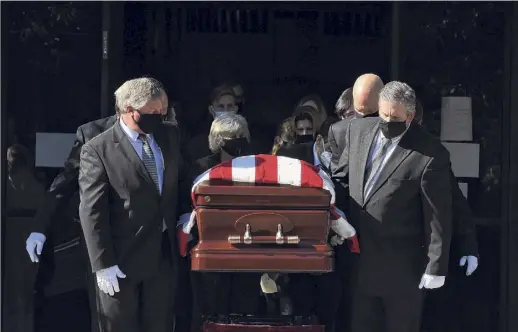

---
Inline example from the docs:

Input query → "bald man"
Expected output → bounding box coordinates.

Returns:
[330,74,384,179]
[323,75,383,332]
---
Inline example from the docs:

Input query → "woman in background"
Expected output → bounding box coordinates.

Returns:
[271,117,296,155]
[189,113,262,332]
[294,94,328,131]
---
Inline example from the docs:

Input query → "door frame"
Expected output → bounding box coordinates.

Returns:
[501,3,518,332]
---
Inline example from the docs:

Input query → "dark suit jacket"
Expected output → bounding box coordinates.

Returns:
[276,142,314,164]
[450,161,478,257]
[329,112,378,178]
[78,121,184,281]
[339,118,453,295]
[32,115,117,234]
[194,153,221,174]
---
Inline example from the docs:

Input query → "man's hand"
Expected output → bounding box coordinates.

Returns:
[459,256,479,276]
[96,265,126,296]
[418,274,445,289]
[26,232,46,263]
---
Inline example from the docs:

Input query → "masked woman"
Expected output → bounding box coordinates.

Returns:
[189,113,262,331]
[294,94,328,132]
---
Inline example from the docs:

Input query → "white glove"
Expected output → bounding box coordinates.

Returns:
[260,273,279,294]
[26,232,46,263]
[418,274,445,289]
[459,255,479,276]
[329,234,345,247]
[96,265,126,296]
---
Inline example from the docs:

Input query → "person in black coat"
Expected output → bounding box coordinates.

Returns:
[414,100,479,332]
[5,144,48,332]
[276,111,316,164]
[78,78,188,332]
[25,114,117,332]
[329,75,384,179]
[338,81,453,332]
[188,113,262,332]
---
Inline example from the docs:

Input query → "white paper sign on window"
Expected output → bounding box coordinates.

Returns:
[458,182,468,198]
[35,133,76,168]
[442,142,480,178]
[440,96,473,142]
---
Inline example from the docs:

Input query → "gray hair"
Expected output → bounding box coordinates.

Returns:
[379,81,416,114]
[114,77,166,114]
[209,113,250,154]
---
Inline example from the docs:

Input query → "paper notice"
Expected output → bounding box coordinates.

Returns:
[442,142,480,178]
[35,133,77,168]
[458,182,468,198]
[440,96,473,141]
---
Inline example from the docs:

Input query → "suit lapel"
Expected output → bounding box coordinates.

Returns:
[113,122,157,193]
[357,120,380,205]
[363,123,417,205]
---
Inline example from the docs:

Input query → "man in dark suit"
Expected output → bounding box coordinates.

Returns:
[79,77,184,332]
[329,74,384,178]
[26,114,117,332]
[413,101,479,332]
[337,81,453,332]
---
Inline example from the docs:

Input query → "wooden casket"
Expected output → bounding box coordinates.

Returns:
[191,180,334,273]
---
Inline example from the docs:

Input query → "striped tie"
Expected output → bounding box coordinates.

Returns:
[139,134,160,193]
[364,136,392,197]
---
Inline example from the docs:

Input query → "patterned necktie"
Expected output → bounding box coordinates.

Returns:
[364,136,392,195]
[139,134,160,193]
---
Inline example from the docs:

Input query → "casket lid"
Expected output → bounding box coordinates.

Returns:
[193,180,331,209]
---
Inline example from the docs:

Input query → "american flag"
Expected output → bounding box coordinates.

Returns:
[177,154,359,257]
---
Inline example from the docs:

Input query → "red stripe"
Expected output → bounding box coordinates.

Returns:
[209,160,233,182]
[191,192,196,207]
[255,154,278,184]
[300,161,324,188]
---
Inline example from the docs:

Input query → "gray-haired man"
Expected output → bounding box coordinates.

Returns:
[79,77,185,332]
[336,81,453,332]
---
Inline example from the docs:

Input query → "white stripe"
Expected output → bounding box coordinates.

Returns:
[231,156,257,183]
[276,156,302,186]
[318,168,336,205]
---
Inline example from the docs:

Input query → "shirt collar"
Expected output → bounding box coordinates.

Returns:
[120,118,153,143]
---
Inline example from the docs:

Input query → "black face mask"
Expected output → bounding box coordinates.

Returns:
[221,137,249,157]
[135,111,163,134]
[295,134,314,144]
[379,120,407,139]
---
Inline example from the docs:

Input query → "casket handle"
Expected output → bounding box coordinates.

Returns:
[228,223,300,245]
[244,224,252,244]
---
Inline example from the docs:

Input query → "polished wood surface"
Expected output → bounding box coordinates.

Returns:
[192,182,334,273]
[203,322,325,332]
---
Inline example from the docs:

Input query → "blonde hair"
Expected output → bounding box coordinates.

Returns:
[209,113,250,154]
[271,117,296,155]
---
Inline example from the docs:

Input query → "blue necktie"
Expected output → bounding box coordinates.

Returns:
[139,134,160,193]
